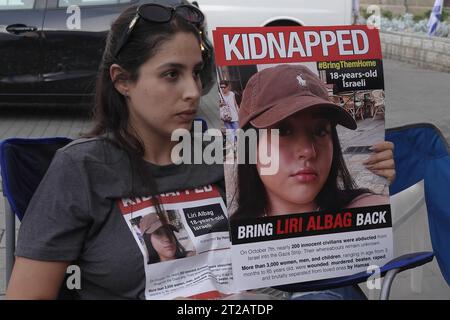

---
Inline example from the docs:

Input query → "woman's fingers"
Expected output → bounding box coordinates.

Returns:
[363,140,394,165]
[368,141,394,152]
[369,168,396,184]
[362,141,396,184]
[366,161,396,183]
[364,158,395,170]
[363,149,394,165]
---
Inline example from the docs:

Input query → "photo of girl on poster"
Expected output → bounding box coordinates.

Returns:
[231,64,394,220]
[138,213,196,264]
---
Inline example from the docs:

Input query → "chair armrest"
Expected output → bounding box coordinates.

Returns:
[274,252,434,293]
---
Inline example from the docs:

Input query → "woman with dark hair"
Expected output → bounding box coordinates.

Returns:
[6,4,223,299]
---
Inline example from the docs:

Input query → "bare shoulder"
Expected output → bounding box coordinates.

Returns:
[346,193,389,209]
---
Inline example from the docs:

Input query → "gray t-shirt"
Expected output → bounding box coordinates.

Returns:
[15,137,225,299]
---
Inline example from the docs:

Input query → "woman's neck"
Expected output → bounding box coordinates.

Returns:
[143,136,177,165]
[129,125,177,166]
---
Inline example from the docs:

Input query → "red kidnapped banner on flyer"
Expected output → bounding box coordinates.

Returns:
[213,26,382,66]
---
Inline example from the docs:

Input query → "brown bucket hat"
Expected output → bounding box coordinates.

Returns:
[139,213,178,235]
[238,64,357,130]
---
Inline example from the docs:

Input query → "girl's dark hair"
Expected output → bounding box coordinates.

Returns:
[144,227,187,264]
[84,6,202,213]
[232,124,370,220]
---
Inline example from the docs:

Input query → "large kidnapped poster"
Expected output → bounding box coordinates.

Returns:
[213,25,393,291]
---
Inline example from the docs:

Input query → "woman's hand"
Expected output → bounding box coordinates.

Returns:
[363,141,396,184]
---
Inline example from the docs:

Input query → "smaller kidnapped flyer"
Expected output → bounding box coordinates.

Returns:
[117,184,233,299]
[212,25,393,291]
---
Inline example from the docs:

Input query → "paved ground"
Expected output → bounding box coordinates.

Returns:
[1,58,449,299]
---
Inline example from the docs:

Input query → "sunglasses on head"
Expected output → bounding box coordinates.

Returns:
[114,3,205,58]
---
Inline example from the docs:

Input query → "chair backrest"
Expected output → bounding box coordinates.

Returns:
[387,123,449,194]
[0,137,73,220]
[387,123,450,285]
[0,119,210,220]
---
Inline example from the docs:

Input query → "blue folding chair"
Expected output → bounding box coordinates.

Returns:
[1,137,73,284]
[386,123,450,286]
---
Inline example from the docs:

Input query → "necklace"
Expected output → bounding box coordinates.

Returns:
[263,206,320,217]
